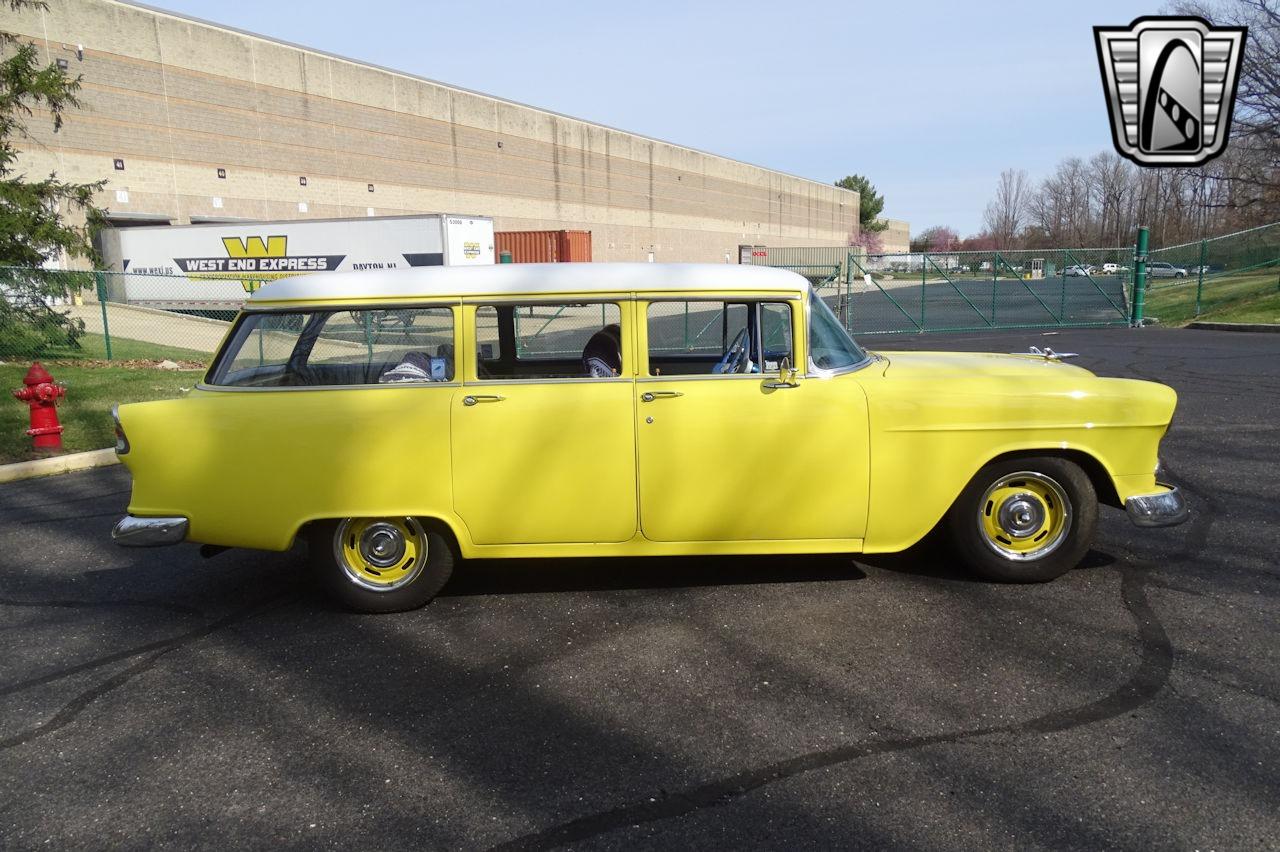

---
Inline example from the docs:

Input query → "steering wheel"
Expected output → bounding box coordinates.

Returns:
[713,328,749,374]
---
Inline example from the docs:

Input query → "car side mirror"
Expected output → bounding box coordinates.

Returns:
[764,356,800,389]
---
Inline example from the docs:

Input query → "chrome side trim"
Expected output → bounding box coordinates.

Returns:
[112,515,189,547]
[195,381,461,393]
[1125,484,1190,528]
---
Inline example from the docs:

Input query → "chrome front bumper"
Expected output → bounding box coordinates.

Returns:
[112,515,189,547]
[1125,484,1190,528]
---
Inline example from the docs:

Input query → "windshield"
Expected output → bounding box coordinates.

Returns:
[807,289,867,372]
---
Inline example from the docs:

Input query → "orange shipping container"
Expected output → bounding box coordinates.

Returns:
[495,230,592,263]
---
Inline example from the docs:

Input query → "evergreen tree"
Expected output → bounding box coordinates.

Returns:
[834,174,888,233]
[0,0,105,355]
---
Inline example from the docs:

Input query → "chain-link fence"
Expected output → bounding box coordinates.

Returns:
[1,222,1278,365]
[0,267,266,364]
[1144,221,1280,324]
[751,246,1133,334]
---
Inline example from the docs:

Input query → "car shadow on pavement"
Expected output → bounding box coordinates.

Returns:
[441,553,867,597]
[854,522,1118,581]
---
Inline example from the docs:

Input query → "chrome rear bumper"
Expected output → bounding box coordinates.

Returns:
[112,515,189,547]
[1125,484,1189,528]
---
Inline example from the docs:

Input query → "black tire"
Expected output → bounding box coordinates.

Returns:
[308,517,454,613]
[946,456,1097,583]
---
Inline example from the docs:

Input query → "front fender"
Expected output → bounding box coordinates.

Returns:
[857,373,1176,553]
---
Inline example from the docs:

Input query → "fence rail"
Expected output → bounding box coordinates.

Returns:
[750,222,1279,334]
[0,222,1277,362]
[753,246,1134,334]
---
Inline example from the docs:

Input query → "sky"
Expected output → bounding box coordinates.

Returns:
[146,0,1157,236]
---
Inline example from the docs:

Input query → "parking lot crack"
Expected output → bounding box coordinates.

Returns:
[490,569,1174,851]
[0,591,295,703]
[0,596,204,616]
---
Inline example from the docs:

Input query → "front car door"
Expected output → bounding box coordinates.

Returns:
[635,291,870,544]
[450,298,638,545]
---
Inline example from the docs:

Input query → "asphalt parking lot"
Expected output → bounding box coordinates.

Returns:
[1,326,1277,850]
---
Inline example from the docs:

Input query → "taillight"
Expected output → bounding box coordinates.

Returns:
[112,405,130,455]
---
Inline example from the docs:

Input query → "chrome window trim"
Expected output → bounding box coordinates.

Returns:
[636,373,783,383]
[195,381,462,393]
[472,298,626,383]
[804,288,876,379]
[641,295,798,380]
[207,302,460,388]
[468,373,632,383]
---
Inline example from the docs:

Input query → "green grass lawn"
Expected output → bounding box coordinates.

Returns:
[32,332,211,364]
[1193,288,1280,324]
[0,362,199,464]
[1145,268,1280,325]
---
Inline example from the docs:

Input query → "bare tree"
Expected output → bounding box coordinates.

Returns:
[911,225,959,253]
[983,169,1030,248]
[1169,0,1280,221]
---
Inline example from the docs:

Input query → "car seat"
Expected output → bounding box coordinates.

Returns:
[582,324,622,377]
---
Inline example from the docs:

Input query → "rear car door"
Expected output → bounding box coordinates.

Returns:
[450,299,638,545]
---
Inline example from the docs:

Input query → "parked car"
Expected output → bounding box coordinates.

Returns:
[1101,262,1128,274]
[1064,264,1095,277]
[111,264,1188,612]
[1147,262,1188,278]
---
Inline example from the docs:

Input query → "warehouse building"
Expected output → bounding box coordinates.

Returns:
[2,0,877,268]
[878,219,911,255]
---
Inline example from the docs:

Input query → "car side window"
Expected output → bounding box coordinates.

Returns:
[646,300,792,376]
[475,302,623,380]
[209,306,455,387]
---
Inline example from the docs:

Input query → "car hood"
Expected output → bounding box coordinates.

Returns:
[872,350,1097,380]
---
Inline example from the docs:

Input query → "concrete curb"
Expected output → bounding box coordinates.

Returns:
[1185,321,1280,333]
[0,447,119,484]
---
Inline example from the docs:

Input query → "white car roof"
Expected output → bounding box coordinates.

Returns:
[247,262,811,304]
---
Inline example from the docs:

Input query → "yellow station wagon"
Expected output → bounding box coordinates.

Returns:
[112,263,1187,612]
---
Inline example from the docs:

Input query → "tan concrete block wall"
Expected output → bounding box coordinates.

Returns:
[4,0,860,264]
[878,218,911,254]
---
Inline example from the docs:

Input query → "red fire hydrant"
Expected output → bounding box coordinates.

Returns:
[12,362,66,452]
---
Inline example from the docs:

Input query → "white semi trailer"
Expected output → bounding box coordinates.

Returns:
[99,214,494,307]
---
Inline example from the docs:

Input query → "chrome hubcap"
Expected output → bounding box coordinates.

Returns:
[976,471,1073,562]
[359,522,405,568]
[333,517,428,593]
[998,494,1044,539]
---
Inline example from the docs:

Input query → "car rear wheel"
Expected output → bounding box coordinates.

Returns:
[946,457,1096,583]
[309,516,454,612]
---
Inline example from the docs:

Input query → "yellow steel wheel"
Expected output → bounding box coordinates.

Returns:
[976,471,1072,562]
[333,516,429,592]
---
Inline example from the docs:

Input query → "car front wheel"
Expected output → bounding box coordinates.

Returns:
[946,457,1097,582]
[309,516,454,612]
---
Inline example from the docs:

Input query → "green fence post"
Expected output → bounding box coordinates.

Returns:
[1132,226,1149,326]
[1059,250,1068,320]
[845,253,852,330]
[94,271,113,361]
[991,253,999,324]
[921,253,927,329]
[1195,238,1207,316]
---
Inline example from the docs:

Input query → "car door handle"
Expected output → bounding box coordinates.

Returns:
[641,391,684,402]
[762,380,799,389]
[463,394,505,406]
